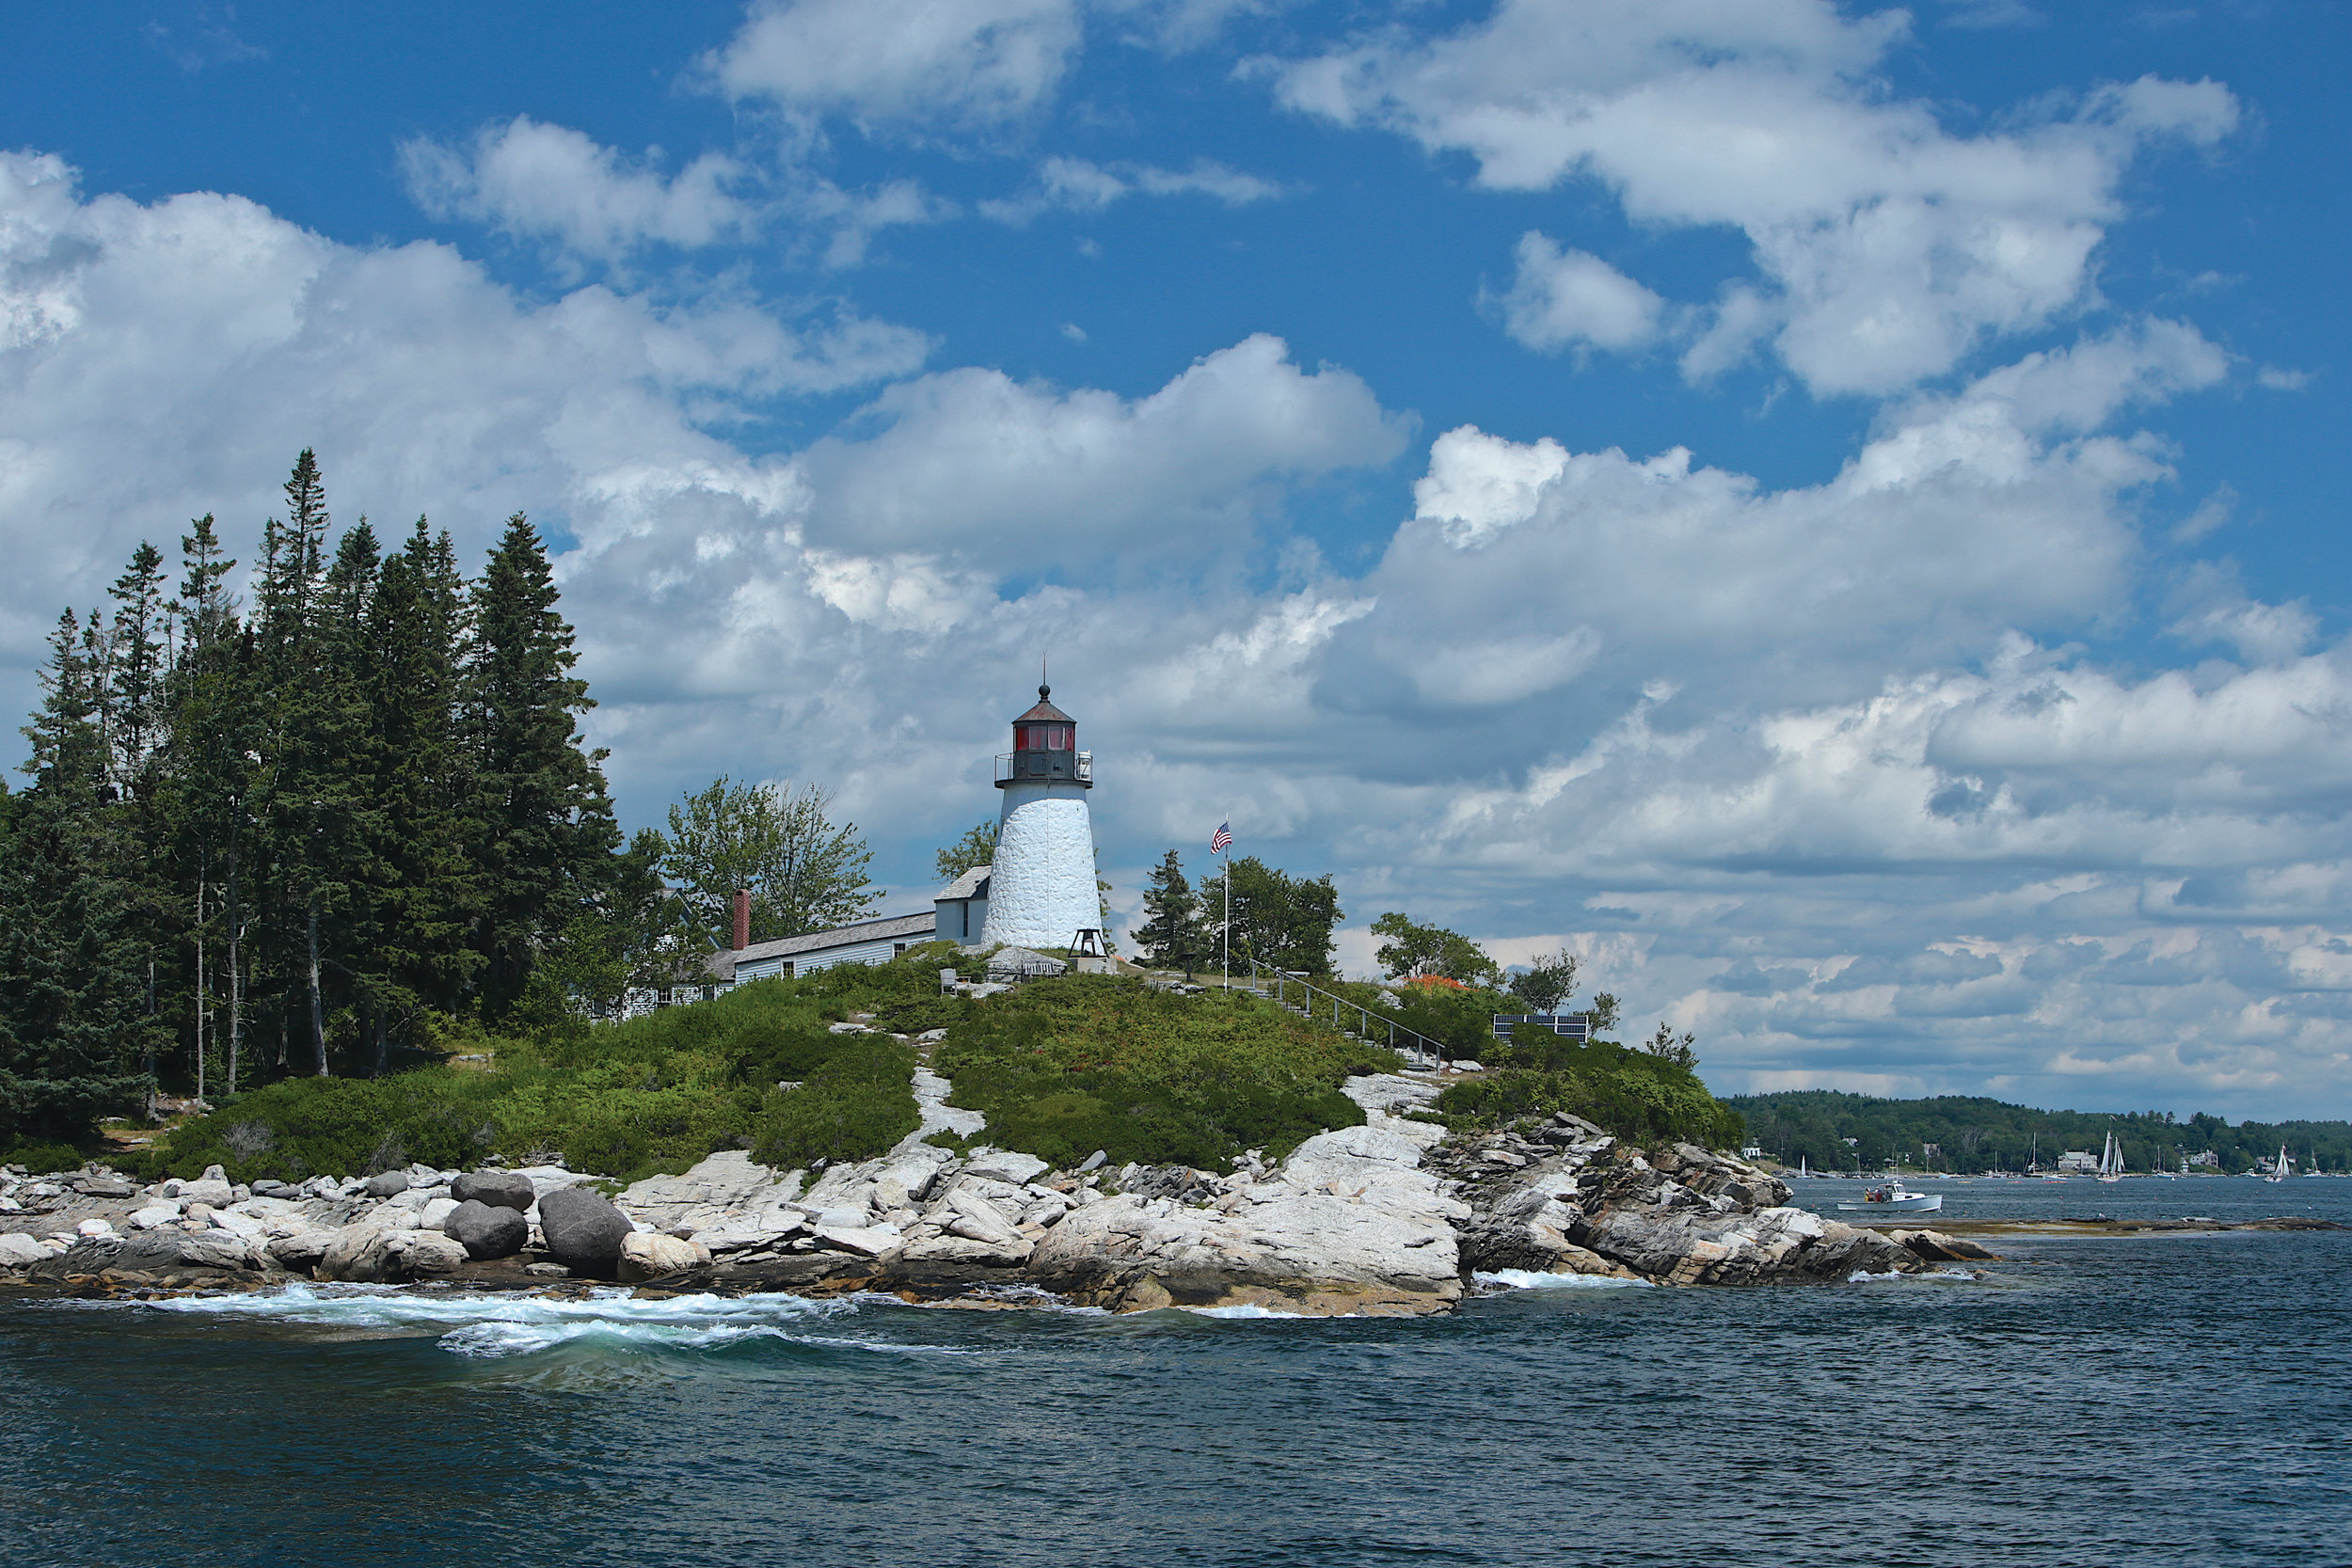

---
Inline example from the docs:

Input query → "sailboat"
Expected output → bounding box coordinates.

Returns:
[2095,1131,2123,1183]
[2265,1144,2288,1183]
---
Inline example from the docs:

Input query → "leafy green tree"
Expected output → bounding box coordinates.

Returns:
[1136,849,1204,975]
[934,819,997,881]
[1643,1022,1699,1069]
[1370,911,1502,987]
[660,775,877,946]
[1507,947,1581,1014]
[1199,856,1343,975]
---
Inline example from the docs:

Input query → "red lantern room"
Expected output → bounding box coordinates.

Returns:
[996,684,1092,789]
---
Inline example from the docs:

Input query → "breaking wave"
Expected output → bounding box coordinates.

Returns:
[120,1282,983,1359]
[1475,1269,1653,1291]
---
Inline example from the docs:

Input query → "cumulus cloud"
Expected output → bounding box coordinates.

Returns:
[402,118,759,261]
[705,0,1084,131]
[792,333,1406,567]
[8,146,2349,1117]
[1268,0,2239,392]
[401,116,956,270]
[1489,233,1667,355]
[978,156,1287,223]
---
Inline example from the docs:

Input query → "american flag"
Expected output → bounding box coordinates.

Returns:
[1210,821,1232,854]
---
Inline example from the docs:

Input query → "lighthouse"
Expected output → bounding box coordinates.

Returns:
[977,684,1101,952]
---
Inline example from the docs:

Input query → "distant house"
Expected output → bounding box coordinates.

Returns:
[933,864,991,944]
[732,911,943,983]
[2057,1149,2099,1173]
[723,865,1002,984]
[2186,1149,2219,1167]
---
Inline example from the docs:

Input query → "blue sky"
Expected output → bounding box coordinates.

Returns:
[5,1,2349,1117]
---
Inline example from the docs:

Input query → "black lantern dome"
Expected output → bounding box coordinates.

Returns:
[997,684,1091,789]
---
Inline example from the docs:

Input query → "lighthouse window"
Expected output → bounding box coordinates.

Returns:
[1018,724,1073,751]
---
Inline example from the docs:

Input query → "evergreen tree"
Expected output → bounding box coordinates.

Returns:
[358,521,481,1067]
[1136,849,1203,976]
[165,515,251,1098]
[466,514,619,1016]
[0,613,155,1144]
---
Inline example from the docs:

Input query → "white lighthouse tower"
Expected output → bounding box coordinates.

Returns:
[977,684,1101,952]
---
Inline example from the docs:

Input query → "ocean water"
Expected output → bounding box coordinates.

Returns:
[4,1177,2347,1568]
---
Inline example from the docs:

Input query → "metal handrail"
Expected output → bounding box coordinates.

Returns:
[1263,970,1449,1070]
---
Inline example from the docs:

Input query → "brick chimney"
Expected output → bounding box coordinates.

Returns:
[732,890,751,953]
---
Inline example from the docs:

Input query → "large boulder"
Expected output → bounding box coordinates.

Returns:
[319,1224,468,1283]
[617,1150,806,1235]
[266,1229,337,1271]
[1019,1129,1467,1317]
[617,1231,709,1281]
[536,1185,632,1274]
[363,1170,410,1198]
[444,1199,529,1259]
[450,1170,536,1212]
[0,1233,54,1270]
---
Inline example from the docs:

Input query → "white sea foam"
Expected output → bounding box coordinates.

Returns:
[1475,1269,1652,1291]
[1847,1267,1979,1284]
[1181,1303,1313,1319]
[116,1282,980,1359]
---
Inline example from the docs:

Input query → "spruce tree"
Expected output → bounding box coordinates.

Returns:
[0,612,155,1145]
[466,514,618,1016]
[166,515,251,1097]
[1136,850,1203,977]
[355,521,480,1070]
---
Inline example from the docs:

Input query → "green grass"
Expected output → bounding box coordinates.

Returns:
[128,961,938,1185]
[933,974,1398,1172]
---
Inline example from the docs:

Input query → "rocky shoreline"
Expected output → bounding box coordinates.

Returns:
[0,1069,2053,1311]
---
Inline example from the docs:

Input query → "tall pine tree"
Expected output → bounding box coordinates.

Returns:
[0,612,156,1144]
[466,514,618,1017]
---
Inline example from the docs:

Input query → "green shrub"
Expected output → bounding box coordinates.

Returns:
[752,1035,920,1169]
[2,1139,90,1174]
[932,975,1392,1172]
[1436,1029,1744,1149]
[127,966,948,1184]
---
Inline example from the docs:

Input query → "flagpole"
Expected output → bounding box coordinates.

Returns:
[1222,844,1230,992]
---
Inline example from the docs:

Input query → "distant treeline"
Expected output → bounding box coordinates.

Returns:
[1727,1090,2352,1175]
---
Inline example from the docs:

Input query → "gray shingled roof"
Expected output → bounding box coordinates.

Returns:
[731,910,939,965]
[937,864,992,901]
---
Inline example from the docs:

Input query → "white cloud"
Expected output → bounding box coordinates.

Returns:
[792,333,1407,566]
[8,146,2351,1118]
[706,0,1084,131]
[979,156,1287,223]
[1490,233,1667,355]
[1269,1,2239,393]
[401,118,759,261]
[401,116,957,270]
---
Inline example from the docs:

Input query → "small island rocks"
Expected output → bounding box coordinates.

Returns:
[0,1068,2121,1311]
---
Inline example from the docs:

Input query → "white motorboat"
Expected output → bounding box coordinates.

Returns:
[1837,1180,1943,1213]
